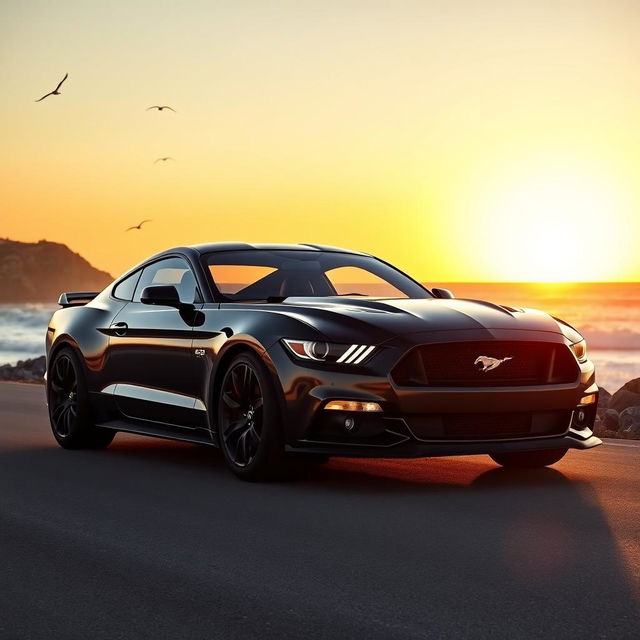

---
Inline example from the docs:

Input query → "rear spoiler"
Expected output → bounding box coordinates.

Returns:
[57,292,99,308]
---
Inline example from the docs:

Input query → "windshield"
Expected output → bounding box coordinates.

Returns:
[204,250,430,301]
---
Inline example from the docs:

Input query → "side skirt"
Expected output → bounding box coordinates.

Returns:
[95,418,218,447]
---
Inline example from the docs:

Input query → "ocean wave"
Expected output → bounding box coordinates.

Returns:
[0,338,45,353]
[581,326,640,350]
[0,306,56,329]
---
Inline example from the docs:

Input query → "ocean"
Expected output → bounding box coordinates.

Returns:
[1,282,638,393]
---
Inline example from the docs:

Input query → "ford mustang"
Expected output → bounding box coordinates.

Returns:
[45,243,601,480]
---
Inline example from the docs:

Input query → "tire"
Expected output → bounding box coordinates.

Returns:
[216,351,285,481]
[47,346,115,449]
[489,448,568,469]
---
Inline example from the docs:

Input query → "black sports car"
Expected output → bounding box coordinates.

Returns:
[45,243,601,480]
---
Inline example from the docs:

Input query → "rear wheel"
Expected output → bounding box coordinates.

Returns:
[217,352,284,481]
[47,347,115,449]
[490,448,568,469]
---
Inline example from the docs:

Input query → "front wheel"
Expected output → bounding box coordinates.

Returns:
[47,347,115,449]
[217,352,285,481]
[489,448,568,469]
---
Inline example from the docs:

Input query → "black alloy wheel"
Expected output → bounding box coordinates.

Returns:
[47,347,114,449]
[220,362,264,467]
[218,352,284,480]
[49,353,78,439]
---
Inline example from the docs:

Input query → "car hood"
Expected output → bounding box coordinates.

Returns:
[270,297,563,343]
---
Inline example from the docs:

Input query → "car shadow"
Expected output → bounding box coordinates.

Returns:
[1,436,638,638]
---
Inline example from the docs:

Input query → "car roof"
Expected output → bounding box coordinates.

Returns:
[186,242,369,256]
[118,243,371,280]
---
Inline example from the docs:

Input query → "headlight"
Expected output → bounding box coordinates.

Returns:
[570,338,587,363]
[554,317,588,363]
[282,339,376,364]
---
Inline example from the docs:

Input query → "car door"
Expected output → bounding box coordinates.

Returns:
[103,256,205,428]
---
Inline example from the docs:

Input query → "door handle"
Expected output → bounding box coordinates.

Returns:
[110,322,128,336]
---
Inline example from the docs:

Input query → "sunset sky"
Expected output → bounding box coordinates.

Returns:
[2,0,639,282]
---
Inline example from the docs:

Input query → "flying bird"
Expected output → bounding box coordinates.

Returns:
[146,105,176,112]
[125,219,152,231]
[154,157,175,164]
[35,73,68,102]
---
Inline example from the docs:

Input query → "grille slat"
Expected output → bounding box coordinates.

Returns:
[392,341,579,387]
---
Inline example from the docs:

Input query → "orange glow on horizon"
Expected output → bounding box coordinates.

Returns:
[2,1,639,283]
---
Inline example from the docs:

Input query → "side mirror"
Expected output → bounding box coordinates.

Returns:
[140,285,182,308]
[432,287,455,299]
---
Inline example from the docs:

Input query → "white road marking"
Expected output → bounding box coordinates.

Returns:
[603,439,640,448]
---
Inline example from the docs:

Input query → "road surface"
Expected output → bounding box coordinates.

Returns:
[1,382,638,639]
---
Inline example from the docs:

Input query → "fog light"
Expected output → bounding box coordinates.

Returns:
[579,393,597,405]
[324,400,382,412]
[577,409,586,422]
[344,417,356,431]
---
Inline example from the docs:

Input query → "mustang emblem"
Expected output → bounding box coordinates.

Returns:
[474,355,512,372]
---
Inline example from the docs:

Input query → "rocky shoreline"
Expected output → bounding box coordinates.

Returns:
[594,379,640,439]
[0,356,45,383]
[0,356,638,439]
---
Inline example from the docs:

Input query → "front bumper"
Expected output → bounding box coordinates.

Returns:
[284,431,602,458]
[267,333,602,458]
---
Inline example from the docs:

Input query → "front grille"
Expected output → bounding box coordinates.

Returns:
[391,340,579,387]
[405,410,571,440]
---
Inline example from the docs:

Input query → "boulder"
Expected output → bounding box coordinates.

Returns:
[593,415,619,439]
[602,409,619,431]
[0,356,46,383]
[619,406,640,438]
[609,389,640,413]
[593,415,605,437]
[619,377,640,395]
[597,387,611,410]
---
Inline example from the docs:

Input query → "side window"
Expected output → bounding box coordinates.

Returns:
[112,271,141,301]
[133,257,200,304]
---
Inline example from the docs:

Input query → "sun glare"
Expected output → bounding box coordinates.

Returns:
[471,163,630,282]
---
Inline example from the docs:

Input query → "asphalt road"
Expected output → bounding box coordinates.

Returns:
[1,382,638,639]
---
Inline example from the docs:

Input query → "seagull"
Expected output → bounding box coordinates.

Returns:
[125,219,152,232]
[146,105,176,112]
[154,157,175,164]
[35,73,68,102]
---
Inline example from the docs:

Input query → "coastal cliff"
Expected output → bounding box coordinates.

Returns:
[0,239,112,303]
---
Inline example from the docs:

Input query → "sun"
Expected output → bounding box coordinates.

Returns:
[471,162,631,282]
